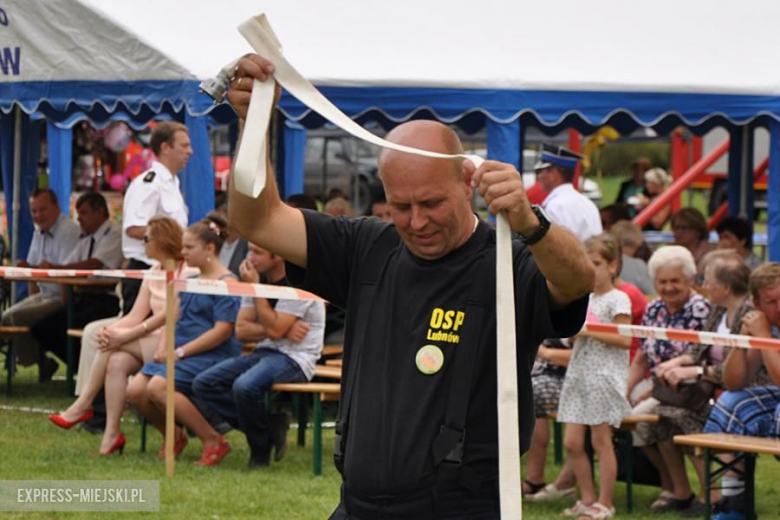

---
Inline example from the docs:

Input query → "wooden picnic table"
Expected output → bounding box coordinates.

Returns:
[674,433,780,519]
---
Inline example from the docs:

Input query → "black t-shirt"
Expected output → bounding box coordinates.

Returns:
[286,210,588,496]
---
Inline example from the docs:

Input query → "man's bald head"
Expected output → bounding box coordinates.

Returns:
[379,121,465,179]
[376,120,476,260]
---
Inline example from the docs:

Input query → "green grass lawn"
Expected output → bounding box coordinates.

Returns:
[0,366,341,519]
[2,364,779,518]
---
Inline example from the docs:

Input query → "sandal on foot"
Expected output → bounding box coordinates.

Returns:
[650,490,675,512]
[522,479,547,496]
[195,436,231,466]
[652,493,696,514]
[531,483,577,502]
[578,502,615,519]
[563,501,591,517]
[158,428,188,459]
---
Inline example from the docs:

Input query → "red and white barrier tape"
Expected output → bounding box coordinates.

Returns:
[172,278,324,301]
[0,266,324,302]
[0,266,162,280]
[583,322,780,351]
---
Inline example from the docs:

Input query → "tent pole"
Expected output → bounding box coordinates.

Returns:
[10,105,22,305]
[739,125,749,218]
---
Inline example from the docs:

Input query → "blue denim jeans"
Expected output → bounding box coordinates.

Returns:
[193,348,306,460]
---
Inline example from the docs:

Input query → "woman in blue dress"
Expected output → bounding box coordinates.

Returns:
[127,213,241,466]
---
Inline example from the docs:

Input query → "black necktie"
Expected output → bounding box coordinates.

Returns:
[87,237,95,259]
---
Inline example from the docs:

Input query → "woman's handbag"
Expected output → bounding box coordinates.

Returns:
[651,375,715,410]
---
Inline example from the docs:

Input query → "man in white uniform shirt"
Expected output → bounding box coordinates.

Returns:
[536,145,602,242]
[31,192,124,373]
[121,122,191,313]
[2,189,80,380]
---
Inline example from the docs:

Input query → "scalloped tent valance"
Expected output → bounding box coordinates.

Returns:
[4,0,780,131]
[78,0,780,132]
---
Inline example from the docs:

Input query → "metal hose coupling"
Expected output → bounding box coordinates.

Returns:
[199,57,240,104]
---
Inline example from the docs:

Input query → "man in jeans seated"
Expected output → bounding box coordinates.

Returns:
[702,262,780,520]
[193,243,325,467]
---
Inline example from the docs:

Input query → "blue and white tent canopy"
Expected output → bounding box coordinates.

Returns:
[85,0,780,133]
[0,0,216,269]
[0,0,214,125]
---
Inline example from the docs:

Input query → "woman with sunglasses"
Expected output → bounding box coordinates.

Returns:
[49,216,197,456]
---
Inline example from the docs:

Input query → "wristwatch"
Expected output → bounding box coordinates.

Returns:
[519,205,552,245]
[175,347,185,360]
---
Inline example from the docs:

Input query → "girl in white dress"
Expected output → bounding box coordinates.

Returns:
[557,235,632,519]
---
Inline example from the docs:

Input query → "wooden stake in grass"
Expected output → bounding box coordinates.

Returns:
[165,260,176,477]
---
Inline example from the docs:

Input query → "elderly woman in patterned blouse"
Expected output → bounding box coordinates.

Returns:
[626,245,712,513]
[648,251,752,515]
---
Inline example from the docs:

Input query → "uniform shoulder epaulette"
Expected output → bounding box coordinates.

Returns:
[143,171,156,183]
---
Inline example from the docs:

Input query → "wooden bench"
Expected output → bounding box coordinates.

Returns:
[0,325,30,396]
[321,345,343,357]
[313,364,342,380]
[325,358,343,367]
[271,381,340,476]
[675,433,780,520]
[66,329,84,339]
[617,413,660,430]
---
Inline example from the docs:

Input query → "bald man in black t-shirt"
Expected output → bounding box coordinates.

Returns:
[226,54,594,519]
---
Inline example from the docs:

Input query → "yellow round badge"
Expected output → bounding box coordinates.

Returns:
[416,345,444,375]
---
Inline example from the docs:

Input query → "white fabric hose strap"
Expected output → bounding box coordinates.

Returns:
[233,14,522,519]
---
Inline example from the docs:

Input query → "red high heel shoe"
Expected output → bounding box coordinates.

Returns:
[195,436,231,466]
[158,429,188,459]
[99,433,126,456]
[48,409,94,430]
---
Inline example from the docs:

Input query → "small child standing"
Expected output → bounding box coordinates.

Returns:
[557,235,633,519]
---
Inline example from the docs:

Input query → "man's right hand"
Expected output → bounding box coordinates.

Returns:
[742,310,772,338]
[239,259,260,284]
[226,55,281,120]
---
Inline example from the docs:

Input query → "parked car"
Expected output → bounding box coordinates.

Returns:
[304,129,384,215]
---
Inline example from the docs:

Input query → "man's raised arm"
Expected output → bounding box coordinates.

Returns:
[227,54,308,268]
